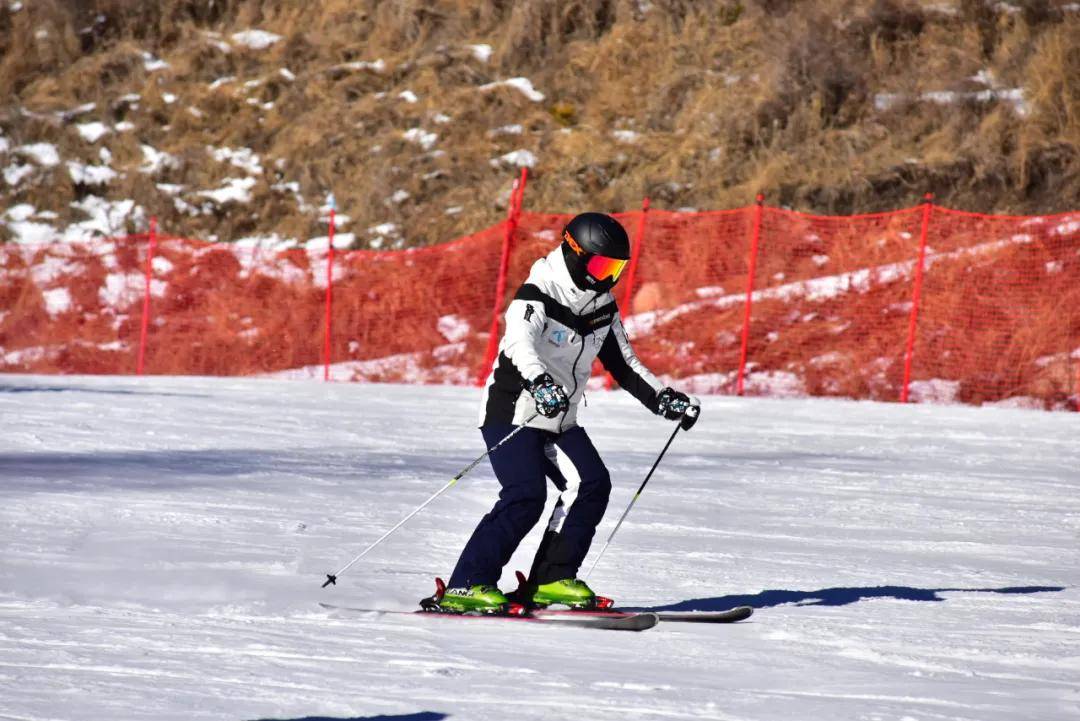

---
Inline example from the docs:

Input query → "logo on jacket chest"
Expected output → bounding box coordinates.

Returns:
[548,328,576,347]
[547,324,610,348]
[588,313,613,329]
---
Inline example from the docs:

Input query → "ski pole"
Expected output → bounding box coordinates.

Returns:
[322,412,540,588]
[584,414,689,580]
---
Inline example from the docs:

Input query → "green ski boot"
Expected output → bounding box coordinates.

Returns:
[428,578,509,615]
[531,578,598,609]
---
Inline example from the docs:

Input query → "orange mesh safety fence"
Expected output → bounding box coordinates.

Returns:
[2,203,1077,410]
[142,235,324,376]
[1,236,149,374]
[599,208,754,386]
[742,206,927,401]
[910,208,1080,409]
[326,224,504,383]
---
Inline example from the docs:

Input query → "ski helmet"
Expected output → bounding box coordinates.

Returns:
[560,212,631,292]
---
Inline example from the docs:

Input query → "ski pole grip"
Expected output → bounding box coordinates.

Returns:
[680,404,700,431]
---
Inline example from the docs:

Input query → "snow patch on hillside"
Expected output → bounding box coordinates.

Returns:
[231,30,282,50]
[17,143,60,166]
[491,149,537,168]
[479,77,545,102]
[468,44,493,63]
[199,177,256,205]
[403,128,438,151]
[67,161,117,186]
[208,146,263,175]
[75,122,111,143]
[271,344,471,384]
[41,287,72,316]
[437,314,471,343]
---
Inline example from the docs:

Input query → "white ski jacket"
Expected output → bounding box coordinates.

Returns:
[479,246,664,432]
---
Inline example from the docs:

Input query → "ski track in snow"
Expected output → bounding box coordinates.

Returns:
[0,376,1078,721]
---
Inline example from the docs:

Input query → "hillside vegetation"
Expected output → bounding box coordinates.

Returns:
[1,0,1077,248]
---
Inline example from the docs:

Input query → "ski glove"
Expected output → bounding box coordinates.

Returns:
[652,387,701,430]
[527,373,570,419]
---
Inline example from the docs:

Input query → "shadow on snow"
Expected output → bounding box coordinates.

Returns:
[0,382,209,398]
[629,584,1065,612]
[0,448,467,493]
[250,714,448,721]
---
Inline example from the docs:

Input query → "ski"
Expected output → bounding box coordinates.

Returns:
[655,607,754,623]
[509,572,752,624]
[318,602,658,631]
[532,606,754,624]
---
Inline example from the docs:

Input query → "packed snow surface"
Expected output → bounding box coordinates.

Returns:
[0,376,1077,721]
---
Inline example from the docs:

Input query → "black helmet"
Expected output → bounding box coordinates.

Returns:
[560,212,631,292]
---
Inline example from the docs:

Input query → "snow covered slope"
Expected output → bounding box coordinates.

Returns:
[1,376,1077,721]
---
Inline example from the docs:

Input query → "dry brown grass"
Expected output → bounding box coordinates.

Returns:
[0,0,1077,248]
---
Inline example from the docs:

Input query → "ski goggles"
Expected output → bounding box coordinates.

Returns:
[586,254,628,282]
[564,230,628,282]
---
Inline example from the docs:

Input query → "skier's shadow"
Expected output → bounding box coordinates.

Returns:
[628,584,1065,612]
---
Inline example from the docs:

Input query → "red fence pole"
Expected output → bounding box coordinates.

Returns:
[607,197,650,390]
[620,197,649,315]
[900,193,934,403]
[476,168,528,386]
[136,216,157,376]
[323,200,336,382]
[736,195,764,395]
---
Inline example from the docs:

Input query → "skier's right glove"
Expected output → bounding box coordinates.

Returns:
[527,373,569,419]
[652,387,701,430]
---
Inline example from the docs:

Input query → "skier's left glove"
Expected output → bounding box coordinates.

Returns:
[651,387,701,430]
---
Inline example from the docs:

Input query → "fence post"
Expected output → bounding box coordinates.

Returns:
[900,193,934,403]
[1074,362,1080,412]
[736,194,764,395]
[476,168,528,386]
[323,195,336,382]
[136,216,157,376]
[607,197,650,389]
[620,197,649,316]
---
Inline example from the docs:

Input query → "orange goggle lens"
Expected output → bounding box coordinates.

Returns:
[586,255,628,282]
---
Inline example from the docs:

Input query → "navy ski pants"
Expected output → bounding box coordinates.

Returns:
[448,424,612,589]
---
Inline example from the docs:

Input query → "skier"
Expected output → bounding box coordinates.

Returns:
[436,212,700,614]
